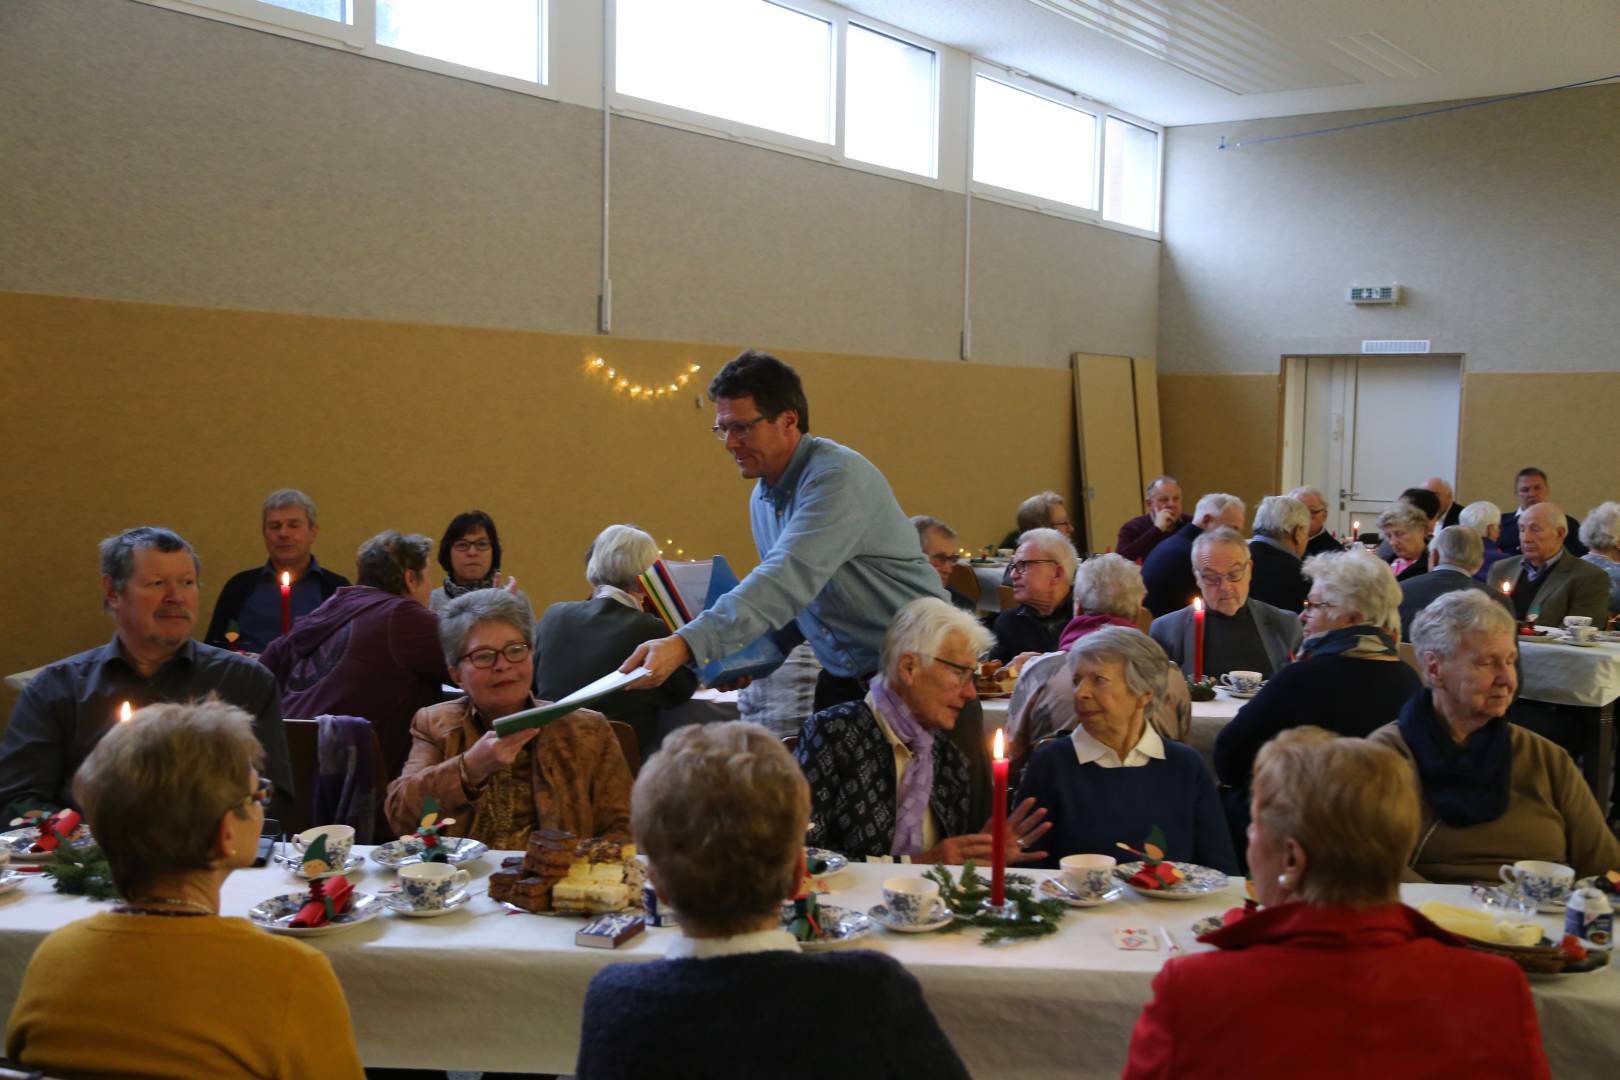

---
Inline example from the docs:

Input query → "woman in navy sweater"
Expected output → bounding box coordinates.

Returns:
[1015,628,1237,874]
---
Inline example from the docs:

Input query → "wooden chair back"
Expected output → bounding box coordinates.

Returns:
[998,584,1017,612]
[610,720,642,778]
[1135,607,1154,634]
[282,717,391,840]
[781,733,800,755]
[947,563,980,604]
[1397,642,1423,677]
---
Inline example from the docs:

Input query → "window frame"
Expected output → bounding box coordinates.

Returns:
[137,0,555,101]
[606,0,943,186]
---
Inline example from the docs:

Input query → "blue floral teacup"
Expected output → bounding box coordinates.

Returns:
[1499,860,1574,907]
[398,862,471,910]
[882,877,941,926]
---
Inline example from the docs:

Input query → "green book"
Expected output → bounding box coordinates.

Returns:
[492,666,652,737]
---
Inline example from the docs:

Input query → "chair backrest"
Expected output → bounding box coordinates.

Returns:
[283,718,319,836]
[609,720,641,778]
[1134,606,1154,634]
[947,563,980,603]
[1397,642,1423,677]
[998,584,1017,612]
[781,733,800,755]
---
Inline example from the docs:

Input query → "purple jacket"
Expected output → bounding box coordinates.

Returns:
[259,586,445,778]
[1116,513,1192,561]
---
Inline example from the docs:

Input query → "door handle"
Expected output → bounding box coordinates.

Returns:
[1339,489,1361,500]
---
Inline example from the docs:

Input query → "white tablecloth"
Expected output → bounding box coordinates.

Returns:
[1518,638,1620,709]
[1,854,1613,1076]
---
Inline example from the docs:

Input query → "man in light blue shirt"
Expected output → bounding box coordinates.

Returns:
[622,350,947,709]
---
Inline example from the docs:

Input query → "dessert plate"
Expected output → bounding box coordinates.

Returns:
[1115,862,1231,900]
[370,837,488,868]
[249,891,383,937]
[1039,878,1123,908]
[385,889,471,918]
[789,904,874,951]
[1,827,96,863]
[869,902,953,933]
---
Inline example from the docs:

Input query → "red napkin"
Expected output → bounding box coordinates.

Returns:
[30,809,82,854]
[289,874,355,928]
[1127,862,1184,891]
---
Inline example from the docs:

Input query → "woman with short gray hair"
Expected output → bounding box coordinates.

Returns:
[1371,590,1620,881]
[1015,627,1238,873]
[1213,547,1421,863]
[387,587,634,849]
[798,598,1050,864]
[1579,501,1620,616]
[5,701,365,1078]
[534,525,697,759]
[1377,503,1430,583]
[259,529,446,776]
[1460,500,1508,582]
[1065,554,1146,632]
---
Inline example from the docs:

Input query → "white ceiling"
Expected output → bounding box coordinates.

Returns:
[837,0,1620,126]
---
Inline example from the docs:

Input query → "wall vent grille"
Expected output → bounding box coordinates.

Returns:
[1362,340,1431,354]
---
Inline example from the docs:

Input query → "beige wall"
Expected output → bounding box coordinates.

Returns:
[0,0,1159,370]
[1157,84,1620,514]
[0,291,1076,715]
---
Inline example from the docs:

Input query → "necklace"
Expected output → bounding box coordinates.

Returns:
[120,895,217,916]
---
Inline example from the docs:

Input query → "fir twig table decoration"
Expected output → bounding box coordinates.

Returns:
[924,860,1067,945]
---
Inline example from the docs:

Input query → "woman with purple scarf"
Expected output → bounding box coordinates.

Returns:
[796,598,1050,863]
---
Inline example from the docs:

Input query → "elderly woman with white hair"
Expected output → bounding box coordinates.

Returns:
[990,526,1078,663]
[1460,500,1508,582]
[1579,501,1620,616]
[796,598,1050,863]
[1371,590,1620,882]
[1213,548,1421,859]
[386,588,633,848]
[534,524,698,757]
[1015,627,1237,873]
[1378,503,1431,583]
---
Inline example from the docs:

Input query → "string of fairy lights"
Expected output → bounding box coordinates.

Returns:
[585,356,702,400]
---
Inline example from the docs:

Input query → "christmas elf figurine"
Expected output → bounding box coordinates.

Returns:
[1118,826,1184,891]
[410,796,457,863]
[785,852,829,942]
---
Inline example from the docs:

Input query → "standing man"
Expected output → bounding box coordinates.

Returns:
[1289,486,1344,557]
[621,350,947,712]
[0,527,295,823]
[204,489,349,653]
[1488,503,1609,625]
[1497,468,1588,557]
[1116,475,1193,562]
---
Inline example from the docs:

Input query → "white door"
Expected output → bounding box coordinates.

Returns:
[1285,355,1462,538]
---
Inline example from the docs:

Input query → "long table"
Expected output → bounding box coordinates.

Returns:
[1516,636,1620,808]
[1,853,1614,1076]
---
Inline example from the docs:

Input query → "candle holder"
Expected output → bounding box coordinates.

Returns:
[979,898,1017,920]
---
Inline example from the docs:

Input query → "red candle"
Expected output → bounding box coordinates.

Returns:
[990,728,1009,906]
[279,571,292,634]
[1192,596,1205,680]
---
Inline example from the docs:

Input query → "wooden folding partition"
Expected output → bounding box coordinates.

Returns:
[1071,353,1162,555]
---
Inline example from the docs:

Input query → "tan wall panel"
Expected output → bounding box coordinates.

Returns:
[1456,373,1620,520]
[0,291,1075,713]
[1158,374,1281,518]
[1073,354,1143,553]
[1132,356,1163,486]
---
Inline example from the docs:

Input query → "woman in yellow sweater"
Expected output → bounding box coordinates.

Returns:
[5,700,364,1079]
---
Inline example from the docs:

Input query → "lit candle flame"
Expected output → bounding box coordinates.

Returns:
[1352,520,1361,535]
[280,571,290,588]
[1501,580,1514,595]
[119,701,132,723]
[992,727,1005,762]
[1193,596,1204,612]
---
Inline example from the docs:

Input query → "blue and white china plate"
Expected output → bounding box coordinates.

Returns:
[1115,862,1231,900]
[1191,914,1225,937]
[370,837,489,868]
[384,888,471,918]
[1216,686,1262,700]
[248,890,384,937]
[869,901,953,933]
[1,827,96,863]
[279,852,365,882]
[805,848,848,875]
[1038,877,1123,908]
[786,904,874,951]
[0,869,27,896]
[1473,882,1566,915]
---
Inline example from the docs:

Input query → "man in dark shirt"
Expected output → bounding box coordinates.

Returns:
[1248,495,1310,613]
[0,527,295,822]
[990,528,1077,663]
[203,488,348,653]
[912,515,978,613]
[1150,528,1302,680]
[1142,493,1247,617]
[1290,485,1345,557]
[1115,475,1193,562]
[1496,467,1588,558]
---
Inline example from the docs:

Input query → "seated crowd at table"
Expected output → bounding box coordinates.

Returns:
[2,349,1618,1078]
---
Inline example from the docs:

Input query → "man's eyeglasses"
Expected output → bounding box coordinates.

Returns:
[451,539,492,554]
[711,416,770,443]
[925,552,956,567]
[930,655,976,688]
[1009,559,1058,576]
[459,642,532,669]
[231,777,274,815]
[1300,598,1338,612]
[1196,563,1250,587]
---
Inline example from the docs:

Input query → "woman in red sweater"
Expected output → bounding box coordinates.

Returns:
[1123,727,1550,1080]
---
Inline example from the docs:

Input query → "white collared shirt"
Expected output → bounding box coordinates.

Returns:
[664,928,800,959]
[1070,721,1165,769]
[592,583,642,611]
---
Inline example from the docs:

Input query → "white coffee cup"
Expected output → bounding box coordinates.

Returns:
[398,862,471,910]
[1570,625,1597,644]
[1220,671,1263,694]
[294,824,355,875]
[1060,853,1117,899]
[1564,616,1594,629]
[881,876,942,925]
[1499,859,1575,907]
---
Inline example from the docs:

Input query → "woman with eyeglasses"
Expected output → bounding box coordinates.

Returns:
[429,509,528,614]
[1211,547,1421,865]
[534,524,698,759]
[385,588,633,849]
[5,700,364,1079]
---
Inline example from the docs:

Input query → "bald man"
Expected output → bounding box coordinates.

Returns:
[1487,502,1609,625]
[1423,477,1462,529]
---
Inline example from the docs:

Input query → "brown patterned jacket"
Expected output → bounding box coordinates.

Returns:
[384,697,632,844]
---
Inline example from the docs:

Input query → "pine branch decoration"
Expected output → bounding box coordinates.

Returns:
[43,843,120,902]
[924,860,1067,945]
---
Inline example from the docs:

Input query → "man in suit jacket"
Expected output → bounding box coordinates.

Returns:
[1142,493,1246,617]
[1488,502,1610,625]
[1424,476,1463,529]
[1290,486,1345,557]
[1399,526,1511,637]
[1497,467,1587,557]
[1248,496,1310,613]
[1151,528,1303,679]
